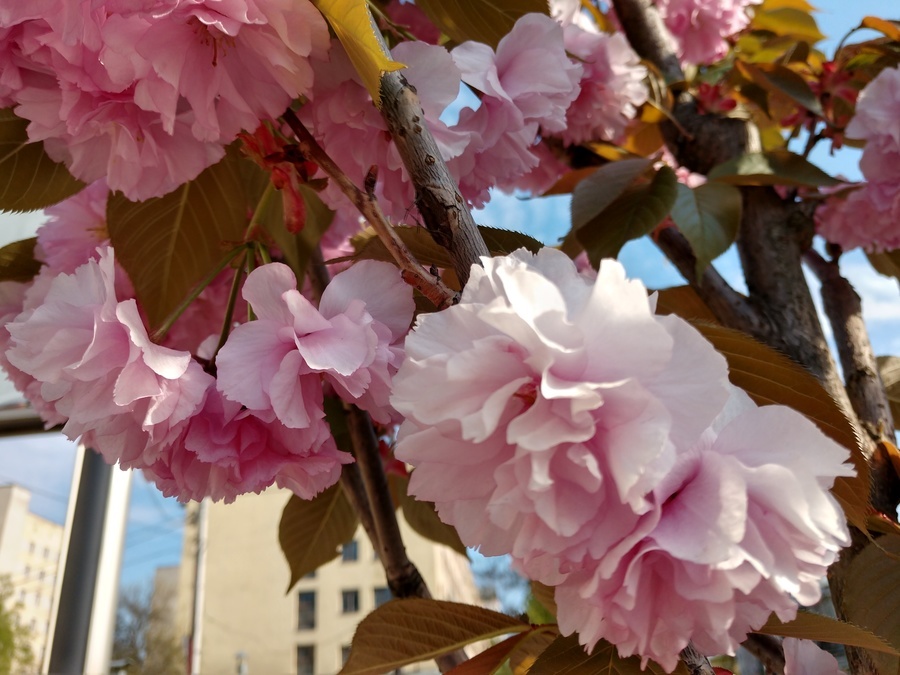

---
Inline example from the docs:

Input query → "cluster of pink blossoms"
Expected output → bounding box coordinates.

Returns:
[302,12,647,236]
[391,248,851,670]
[654,0,759,65]
[0,0,329,200]
[0,185,415,502]
[816,66,900,252]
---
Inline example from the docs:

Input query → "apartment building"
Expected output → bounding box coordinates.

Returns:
[0,484,64,668]
[176,487,482,675]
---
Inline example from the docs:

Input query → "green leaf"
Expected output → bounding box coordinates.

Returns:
[0,108,85,212]
[0,238,41,283]
[692,323,869,534]
[756,611,900,655]
[843,534,900,673]
[751,7,825,43]
[335,225,542,268]
[279,482,359,591]
[876,356,900,431]
[107,150,251,331]
[394,473,467,556]
[527,634,689,675]
[669,182,742,278]
[446,632,531,675]
[708,150,841,187]
[414,0,548,49]
[575,165,678,267]
[570,158,654,231]
[313,0,405,106]
[653,286,719,324]
[341,599,531,675]
[734,61,824,117]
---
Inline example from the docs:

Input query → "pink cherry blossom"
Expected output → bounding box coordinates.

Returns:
[216,259,414,429]
[392,249,732,582]
[142,387,351,503]
[452,14,582,135]
[558,27,647,145]
[37,180,110,274]
[655,0,757,65]
[815,182,900,252]
[846,66,900,184]
[783,638,845,675]
[554,390,851,670]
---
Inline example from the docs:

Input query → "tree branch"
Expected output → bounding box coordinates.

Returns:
[282,109,458,309]
[679,643,717,675]
[804,249,900,513]
[379,71,490,286]
[742,634,786,674]
[344,403,467,671]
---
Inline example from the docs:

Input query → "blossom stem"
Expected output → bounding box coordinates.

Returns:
[245,180,276,241]
[281,109,458,309]
[210,248,249,368]
[150,245,247,343]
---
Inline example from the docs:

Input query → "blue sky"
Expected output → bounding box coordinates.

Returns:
[0,0,897,596]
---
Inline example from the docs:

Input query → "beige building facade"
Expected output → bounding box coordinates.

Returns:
[0,484,64,669]
[176,487,482,675]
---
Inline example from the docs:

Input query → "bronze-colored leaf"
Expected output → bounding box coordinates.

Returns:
[341,599,531,675]
[756,611,899,655]
[414,0,548,49]
[279,482,359,591]
[527,634,688,674]
[0,108,85,212]
[0,238,41,283]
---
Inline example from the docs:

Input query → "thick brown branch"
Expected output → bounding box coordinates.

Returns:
[743,634,786,674]
[610,0,683,83]
[655,227,764,335]
[345,404,466,671]
[282,109,457,309]
[379,71,490,286]
[804,249,900,513]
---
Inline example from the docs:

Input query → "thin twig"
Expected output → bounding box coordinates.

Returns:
[679,643,716,675]
[282,108,457,309]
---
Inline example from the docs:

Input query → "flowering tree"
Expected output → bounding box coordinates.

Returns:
[1,0,900,673]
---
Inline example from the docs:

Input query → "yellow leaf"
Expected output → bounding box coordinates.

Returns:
[313,0,405,107]
[861,16,900,41]
[760,0,817,11]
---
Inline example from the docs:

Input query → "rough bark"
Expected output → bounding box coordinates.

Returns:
[379,72,490,285]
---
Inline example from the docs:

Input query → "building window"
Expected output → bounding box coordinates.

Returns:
[298,591,316,630]
[28,542,35,554]
[342,589,359,614]
[374,587,392,608]
[302,570,316,579]
[38,570,45,582]
[296,645,314,675]
[341,540,358,562]
[23,565,29,578]
[43,547,49,559]
[341,645,351,665]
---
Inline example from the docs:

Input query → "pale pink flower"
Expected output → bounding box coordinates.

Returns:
[142,387,351,503]
[37,180,110,274]
[216,260,414,428]
[846,67,900,178]
[452,14,582,134]
[383,0,441,44]
[392,249,731,582]
[655,0,757,65]
[554,390,851,670]
[559,28,647,145]
[134,0,329,143]
[783,638,845,675]
[815,182,900,252]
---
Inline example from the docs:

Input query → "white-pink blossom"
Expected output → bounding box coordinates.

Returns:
[655,0,757,65]
[37,180,110,274]
[392,249,732,581]
[216,260,414,428]
[392,249,851,671]
[846,66,900,184]
[555,389,851,669]
[783,638,845,675]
